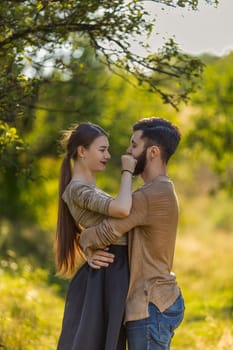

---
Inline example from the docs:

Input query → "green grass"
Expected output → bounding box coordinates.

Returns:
[0,265,65,350]
[172,230,233,350]
[0,229,232,349]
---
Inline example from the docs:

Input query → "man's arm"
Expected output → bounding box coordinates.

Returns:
[79,190,147,256]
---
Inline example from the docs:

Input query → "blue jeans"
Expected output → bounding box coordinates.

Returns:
[126,294,185,350]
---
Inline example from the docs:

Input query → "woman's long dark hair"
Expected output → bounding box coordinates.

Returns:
[55,122,108,277]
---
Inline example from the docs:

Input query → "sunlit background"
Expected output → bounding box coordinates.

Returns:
[0,1,232,349]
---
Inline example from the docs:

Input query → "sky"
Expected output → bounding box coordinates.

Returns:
[136,0,233,56]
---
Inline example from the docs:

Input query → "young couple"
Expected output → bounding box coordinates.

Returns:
[55,117,185,350]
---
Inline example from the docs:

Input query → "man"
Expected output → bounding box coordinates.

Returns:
[79,117,185,350]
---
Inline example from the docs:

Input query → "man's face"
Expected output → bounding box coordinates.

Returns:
[127,130,147,176]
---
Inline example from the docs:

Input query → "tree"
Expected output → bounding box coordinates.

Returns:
[0,0,219,171]
[27,47,110,157]
[184,52,233,193]
[0,48,111,225]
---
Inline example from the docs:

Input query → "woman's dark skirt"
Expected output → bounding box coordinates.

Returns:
[57,245,129,350]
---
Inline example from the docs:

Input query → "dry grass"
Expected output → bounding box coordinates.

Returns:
[172,230,233,350]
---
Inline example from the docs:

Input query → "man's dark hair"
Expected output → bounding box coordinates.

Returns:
[133,117,181,163]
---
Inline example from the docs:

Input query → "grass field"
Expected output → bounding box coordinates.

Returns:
[0,228,232,350]
[172,230,233,350]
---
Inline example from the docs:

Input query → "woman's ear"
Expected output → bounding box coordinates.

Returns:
[77,145,86,158]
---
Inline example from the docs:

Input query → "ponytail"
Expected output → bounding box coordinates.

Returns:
[55,155,81,277]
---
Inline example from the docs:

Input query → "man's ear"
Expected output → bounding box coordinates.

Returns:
[150,145,160,159]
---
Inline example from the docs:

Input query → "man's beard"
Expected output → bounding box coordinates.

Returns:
[133,148,147,176]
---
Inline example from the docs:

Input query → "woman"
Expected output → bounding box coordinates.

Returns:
[55,122,136,350]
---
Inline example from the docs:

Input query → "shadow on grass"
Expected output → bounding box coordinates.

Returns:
[47,267,69,298]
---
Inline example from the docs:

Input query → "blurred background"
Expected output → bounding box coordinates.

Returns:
[0,1,232,349]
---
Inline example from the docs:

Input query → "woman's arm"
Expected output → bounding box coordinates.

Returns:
[108,155,136,218]
[69,155,136,219]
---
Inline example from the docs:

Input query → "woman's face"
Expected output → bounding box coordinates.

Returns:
[84,135,111,173]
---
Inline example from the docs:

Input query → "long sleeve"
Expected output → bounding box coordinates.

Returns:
[79,189,147,254]
[70,183,112,215]
[79,176,181,323]
[62,181,113,229]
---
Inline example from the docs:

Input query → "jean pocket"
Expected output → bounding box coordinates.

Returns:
[160,294,185,331]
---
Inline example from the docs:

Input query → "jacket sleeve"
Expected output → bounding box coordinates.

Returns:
[79,189,147,254]
[70,183,112,215]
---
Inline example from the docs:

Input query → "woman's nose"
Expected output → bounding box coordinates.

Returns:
[127,146,132,155]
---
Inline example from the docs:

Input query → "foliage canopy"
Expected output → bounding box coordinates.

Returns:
[0,0,218,166]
